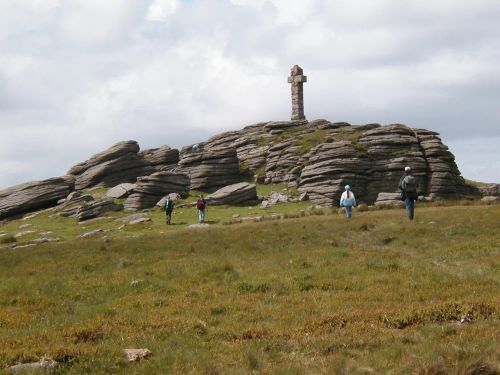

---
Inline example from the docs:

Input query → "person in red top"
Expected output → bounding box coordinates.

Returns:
[196,195,206,223]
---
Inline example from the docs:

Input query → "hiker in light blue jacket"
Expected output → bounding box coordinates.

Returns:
[340,185,356,218]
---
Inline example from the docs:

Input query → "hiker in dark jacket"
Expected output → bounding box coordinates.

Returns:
[398,166,418,220]
[196,195,206,223]
[165,196,174,225]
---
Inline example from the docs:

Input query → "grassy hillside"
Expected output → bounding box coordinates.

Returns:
[0,203,499,374]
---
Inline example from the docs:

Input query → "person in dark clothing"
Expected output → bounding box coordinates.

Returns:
[165,196,174,225]
[398,166,418,220]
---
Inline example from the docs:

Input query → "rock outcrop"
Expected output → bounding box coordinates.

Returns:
[139,146,179,171]
[124,171,190,210]
[179,145,241,191]
[75,200,123,221]
[68,141,154,190]
[0,119,484,219]
[206,182,258,205]
[57,192,123,221]
[477,183,500,197]
[0,176,74,220]
[187,120,475,206]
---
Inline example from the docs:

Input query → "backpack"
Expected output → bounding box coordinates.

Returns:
[196,199,206,210]
[165,199,173,212]
[402,175,417,193]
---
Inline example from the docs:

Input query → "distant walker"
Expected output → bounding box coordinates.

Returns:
[288,65,307,121]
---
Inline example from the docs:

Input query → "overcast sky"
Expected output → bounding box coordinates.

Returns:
[1,0,499,189]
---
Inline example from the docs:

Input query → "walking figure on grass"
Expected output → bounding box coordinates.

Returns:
[340,185,356,218]
[398,166,419,220]
[165,196,174,225]
[196,195,206,223]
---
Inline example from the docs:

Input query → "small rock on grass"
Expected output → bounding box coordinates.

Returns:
[32,237,60,243]
[188,223,209,229]
[79,229,106,238]
[123,348,152,362]
[14,230,36,239]
[10,357,58,372]
[128,217,151,225]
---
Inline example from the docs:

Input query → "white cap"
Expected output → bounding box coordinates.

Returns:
[405,166,411,172]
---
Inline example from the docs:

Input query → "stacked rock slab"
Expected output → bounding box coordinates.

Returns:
[179,144,241,192]
[57,192,123,221]
[375,192,405,207]
[0,176,75,220]
[138,146,180,172]
[298,141,369,206]
[68,141,154,190]
[124,172,190,210]
[187,120,474,206]
[206,182,258,205]
[414,129,473,198]
[358,124,428,203]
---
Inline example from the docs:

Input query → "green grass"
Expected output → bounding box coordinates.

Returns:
[294,129,328,155]
[0,204,499,374]
[333,130,369,156]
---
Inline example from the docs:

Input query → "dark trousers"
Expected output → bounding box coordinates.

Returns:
[166,211,173,224]
[405,198,415,220]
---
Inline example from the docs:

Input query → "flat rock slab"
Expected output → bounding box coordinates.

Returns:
[188,223,209,229]
[10,358,58,372]
[128,217,152,225]
[14,230,37,239]
[117,213,149,224]
[481,196,499,202]
[206,182,257,205]
[105,183,136,199]
[80,229,106,238]
[32,237,60,243]
[0,176,74,220]
[124,348,152,362]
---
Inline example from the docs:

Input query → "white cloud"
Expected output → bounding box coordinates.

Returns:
[147,0,179,22]
[0,0,499,188]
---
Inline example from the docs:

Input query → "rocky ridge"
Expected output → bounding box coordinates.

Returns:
[185,120,477,206]
[0,119,487,221]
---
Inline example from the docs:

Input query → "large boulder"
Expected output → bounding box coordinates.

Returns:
[68,140,154,190]
[374,192,405,207]
[76,200,123,221]
[139,146,179,171]
[0,176,75,220]
[206,182,258,205]
[477,183,500,197]
[105,183,136,199]
[57,193,123,221]
[124,171,190,210]
[179,145,241,191]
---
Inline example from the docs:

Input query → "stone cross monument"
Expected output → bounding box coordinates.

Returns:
[287,65,307,121]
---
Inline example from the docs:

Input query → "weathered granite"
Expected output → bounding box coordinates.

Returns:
[185,121,476,206]
[139,146,180,171]
[68,141,154,190]
[179,145,241,192]
[206,182,257,205]
[105,183,136,199]
[0,176,75,220]
[124,171,190,210]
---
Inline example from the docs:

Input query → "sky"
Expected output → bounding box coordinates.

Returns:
[0,0,499,189]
